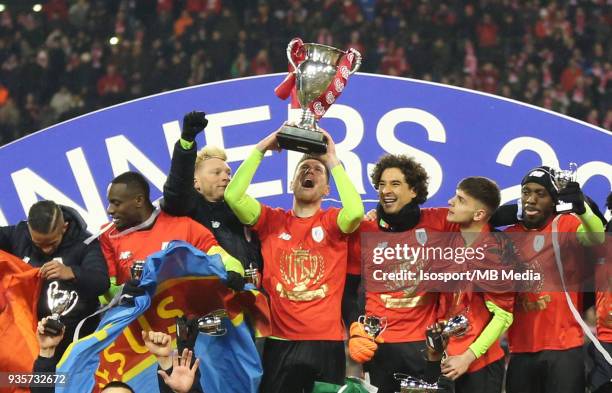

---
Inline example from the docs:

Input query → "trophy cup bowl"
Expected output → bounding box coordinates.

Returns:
[358,314,387,338]
[394,374,442,393]
[277,40,362,154]
[196,309,228,336]
[554,162,578,213]
[426,314,470,353]
[244,263,259,287]
[44,281,78,336]
[130,260,145,281]
[442,314,470,338]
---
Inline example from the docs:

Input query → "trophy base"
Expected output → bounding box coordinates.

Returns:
[277,125,327,154]
[43,318,65,336]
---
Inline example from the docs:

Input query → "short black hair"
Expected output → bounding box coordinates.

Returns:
[27,200,63,233]
[111,171,151,200]
[370,154,429,204]
[457,176,501,214]
[606,191,612,211]
[102,381,135,393]
[296,154,330,184]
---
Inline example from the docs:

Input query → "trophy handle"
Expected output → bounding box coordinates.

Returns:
[569,162,578,182]
[347,48,362,75]
[286,38,303,72]
[47,281,60,306]
[393,372,410,381]
[378,316,387,336]
[63,291,79,316]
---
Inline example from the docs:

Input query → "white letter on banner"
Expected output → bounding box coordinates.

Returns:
[106,135,167,192]
[162,120,181,157]
[325,104,365,193]
[577,161,612,187]
[376,108,446,197]
[496,137,559,204]
[204,106,282,198]
[0,208,8,226]
[11,147,107,231]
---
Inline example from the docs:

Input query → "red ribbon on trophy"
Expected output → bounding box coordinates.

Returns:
[308,49,357,119]
[274,37,305,107]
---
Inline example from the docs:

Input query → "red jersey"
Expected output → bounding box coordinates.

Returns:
[506,214,584,353]
[440,227,515,373]
[593,241,612,342]
[253,205,348,341]
[100,211,218,284]
[349,208,456,343]
[442,292,508,372]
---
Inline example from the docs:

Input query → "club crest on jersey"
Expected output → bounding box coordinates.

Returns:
[119,251,132,260]
[533,235,545,252]
[415,228,428,246]
[211,221,220,229]
[311,226,324,243]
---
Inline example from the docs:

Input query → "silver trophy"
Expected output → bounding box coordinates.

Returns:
[196,309,228,336]
[276,39,362,154]
[44,281,78,336]
[130,260,145,281]
[425,314,470,355]
[244,263,259,287]
[442,314,470,337]
[358,315,387,339]
[554,162,578,213]
[394,374,443,393]
[175,309,228,353]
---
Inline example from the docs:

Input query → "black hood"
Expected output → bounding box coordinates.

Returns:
[57,205,92,246]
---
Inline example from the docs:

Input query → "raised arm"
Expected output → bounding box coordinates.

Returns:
[224,131,281,226]
[317,129,364,234]
[162,111,208,217]
[575,202,605,246]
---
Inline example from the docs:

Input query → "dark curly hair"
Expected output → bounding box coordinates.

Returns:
[370,154,429,204]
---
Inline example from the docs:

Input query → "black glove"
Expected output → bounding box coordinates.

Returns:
[181,111,208,142]
[426,322,447,354]
[225,271,245,291]
[557,181,586,215]
[122,279,146,298]
[490,204,520,226]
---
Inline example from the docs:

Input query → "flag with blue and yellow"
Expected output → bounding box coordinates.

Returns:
[57,241,270,393]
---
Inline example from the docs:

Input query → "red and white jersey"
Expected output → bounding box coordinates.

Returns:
[253,205,349,340]
[100,211,219,284]
[349,208,457,343]
[505,214,584,353]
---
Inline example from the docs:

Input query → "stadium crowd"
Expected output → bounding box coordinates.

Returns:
[0,0,610,145]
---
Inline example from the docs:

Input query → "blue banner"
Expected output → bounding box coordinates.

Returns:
[0,74,609,230]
